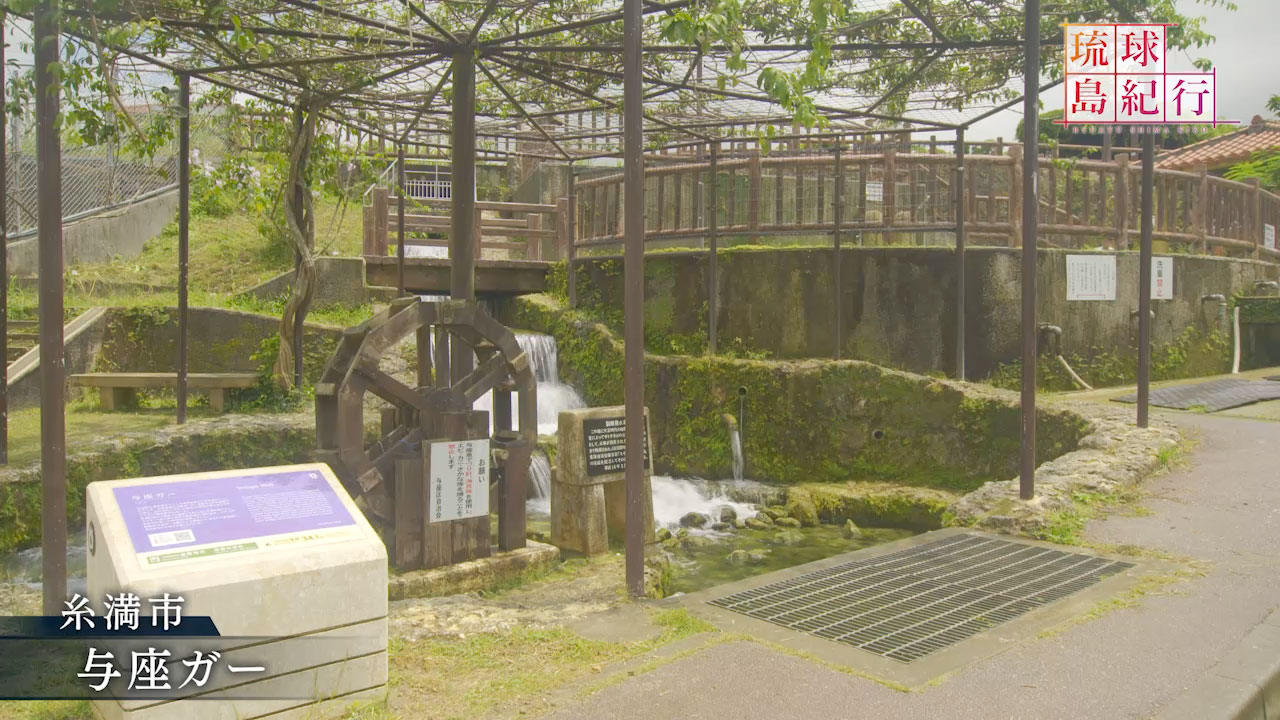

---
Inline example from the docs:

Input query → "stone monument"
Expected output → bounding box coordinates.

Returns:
[551,406,655,555]
[85,462,387,719]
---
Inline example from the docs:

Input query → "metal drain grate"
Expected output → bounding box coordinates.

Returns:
[708,533,1133,663]
[1113,378,1280,412]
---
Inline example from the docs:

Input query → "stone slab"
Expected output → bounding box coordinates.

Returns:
[388,541,560,600]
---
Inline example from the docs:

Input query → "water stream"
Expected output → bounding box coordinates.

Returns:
[730,427,744,482]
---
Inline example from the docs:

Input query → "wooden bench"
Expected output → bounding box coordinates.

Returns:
[69,372,258,412]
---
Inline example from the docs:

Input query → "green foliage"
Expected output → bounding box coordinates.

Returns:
[1225,150,1280,193]
[233,335,311,412]
[988,326,1231,392]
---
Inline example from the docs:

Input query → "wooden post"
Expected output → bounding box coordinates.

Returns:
[1008,145,1023,248]
[555,197,570,261]
[1195,165,1209,255]
[1115,154,1130,250]
[372,187,389,257]
[748,148,762,240]
[526,212,542,260]
[474,206,484,258]
[1249,178,1262,259]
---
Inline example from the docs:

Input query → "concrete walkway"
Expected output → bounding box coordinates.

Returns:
[549,410,1279,720]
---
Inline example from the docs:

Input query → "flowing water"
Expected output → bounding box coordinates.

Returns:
[730,428,744,482]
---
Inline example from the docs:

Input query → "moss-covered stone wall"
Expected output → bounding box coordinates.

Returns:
[0,415,318,554]
[559,247,1280,384]
[502,294,1090,494]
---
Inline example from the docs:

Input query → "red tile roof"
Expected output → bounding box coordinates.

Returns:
[1156,115,1280,171]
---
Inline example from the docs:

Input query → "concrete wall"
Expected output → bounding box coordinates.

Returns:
[7,307,111,411]
[239,257,388,308]
[570,247,1280,378]
[96,306,344,383]
[6,189,178,276]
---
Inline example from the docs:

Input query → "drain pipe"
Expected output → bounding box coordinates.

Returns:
[1040,325,1093,391]
[737,386,747,443]
[1233,305,1242,374]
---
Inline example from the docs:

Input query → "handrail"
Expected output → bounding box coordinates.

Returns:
[569,146,1280,264]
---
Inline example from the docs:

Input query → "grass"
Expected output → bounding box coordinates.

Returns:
[368,607,716,720]
[0,701,91,720]
[8,196,369,328]
[6,404,182,467]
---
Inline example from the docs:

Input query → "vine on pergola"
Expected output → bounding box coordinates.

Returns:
[7,0,1232,386]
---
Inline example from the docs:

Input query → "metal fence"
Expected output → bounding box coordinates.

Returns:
[3,101,234,240]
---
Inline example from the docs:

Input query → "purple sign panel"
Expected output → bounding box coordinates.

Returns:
[112,469,356,556]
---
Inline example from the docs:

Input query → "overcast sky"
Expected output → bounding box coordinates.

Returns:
[967,0,1278,140]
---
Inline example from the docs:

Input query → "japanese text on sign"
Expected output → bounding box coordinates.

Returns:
[1151,257,1174,300]
[429,439,489,523]
[1062,24,1222,126]
[1066,254,1118,301]
[582,416,650,478]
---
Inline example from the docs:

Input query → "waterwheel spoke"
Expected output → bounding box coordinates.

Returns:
[357,365,431,414]
[457,352,511,403]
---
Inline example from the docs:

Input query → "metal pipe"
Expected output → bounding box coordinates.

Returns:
[622,0,646,598]
[35,0,66,614]
[1232,306,1242,374]
[1019,0,1040,500]
[707,142,718,354]
[397,145,406,296]
[177,73,190,424]
[0,13,8,464]
[1253,281,1279,295]
[1137,132,1155,428]
[567,166,578,308]
[954,127,966,380]
[833,142,844,360]
[450,49,476,377]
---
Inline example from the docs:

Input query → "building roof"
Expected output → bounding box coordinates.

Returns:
[1156,115,1280,171]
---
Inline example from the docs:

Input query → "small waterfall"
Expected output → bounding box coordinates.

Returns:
[730,428,744,482]
[517,333,560,384]
[529,450,551,499]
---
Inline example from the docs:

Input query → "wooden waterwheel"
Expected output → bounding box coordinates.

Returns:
[315,296,536,567]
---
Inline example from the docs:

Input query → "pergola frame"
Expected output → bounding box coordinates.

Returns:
[10,0,1163,608]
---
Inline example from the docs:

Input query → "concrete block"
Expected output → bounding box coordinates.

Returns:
[551,407,655,556]
[85,462,388,719]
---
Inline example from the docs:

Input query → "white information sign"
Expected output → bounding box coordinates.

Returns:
[429,439,490,523]
[1266,223,1276,251]
[1151,257,1174,300]
[866,181,884,203]
[1066,254,1117,301]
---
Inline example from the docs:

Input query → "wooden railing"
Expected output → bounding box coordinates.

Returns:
[362,187,569,261]
[572,145,1280,263]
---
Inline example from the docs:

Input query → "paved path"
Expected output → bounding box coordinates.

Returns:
[549,411,1279,720]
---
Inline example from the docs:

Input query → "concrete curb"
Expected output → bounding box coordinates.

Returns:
[1155,608,1280,719]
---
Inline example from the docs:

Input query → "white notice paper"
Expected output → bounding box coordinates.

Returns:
[1266,223,1276,251]
[866,181,884,203]
[1066,255,1117,301]
[428,439,489,523]
[1151,257,1174,300]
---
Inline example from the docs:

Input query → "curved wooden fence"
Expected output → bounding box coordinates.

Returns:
[571,145,1280,263]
